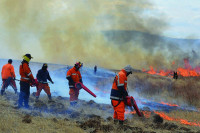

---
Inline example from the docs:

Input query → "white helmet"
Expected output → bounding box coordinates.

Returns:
[124,65,133,74]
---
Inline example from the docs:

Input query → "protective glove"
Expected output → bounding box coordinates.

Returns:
[51,81,54,84]
[31,79,36,86]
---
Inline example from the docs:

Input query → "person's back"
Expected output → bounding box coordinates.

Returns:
[1,59,17,95]
[37,69,51,83]
[1,63,15,80]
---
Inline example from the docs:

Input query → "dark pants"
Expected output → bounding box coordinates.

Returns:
[18,81,30,108]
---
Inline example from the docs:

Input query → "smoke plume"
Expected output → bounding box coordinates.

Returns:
[0,0,198,70]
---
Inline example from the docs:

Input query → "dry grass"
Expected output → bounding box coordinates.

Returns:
[96,71,200,107]
[1,71,200,132]
[0,99,84,133]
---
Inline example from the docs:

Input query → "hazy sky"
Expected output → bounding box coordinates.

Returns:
[0,0,199,69]
[150,0,200,39]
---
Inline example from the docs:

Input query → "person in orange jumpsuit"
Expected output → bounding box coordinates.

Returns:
[18,54,35,108]
[36,63,54,101]
[1,59,17,95]
[66,62,83,106]
[110,65,133,125]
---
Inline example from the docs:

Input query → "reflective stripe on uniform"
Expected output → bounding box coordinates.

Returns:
[66,75,70,77]
[110,96,123,100]
[117,84,124,87]
[116,74,125,87]
[27,72,32,76]
[22,77,30,80]
[72,73,77,75]
[69,85,74,87]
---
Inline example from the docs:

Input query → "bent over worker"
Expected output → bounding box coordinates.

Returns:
[1,59,17,95]
[18,54,35,108]
[36,63,54,101]
[110,65,133,125]
[66,62,83,106]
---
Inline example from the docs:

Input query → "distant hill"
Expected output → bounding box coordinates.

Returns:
[103,30,200,51]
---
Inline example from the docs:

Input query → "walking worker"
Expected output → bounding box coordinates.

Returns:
[94,65,97,74]
[1,59,17,95]
[110,65,133,125]
[35,63,54,101]
[18,54,36,108]
[66,62,83,106]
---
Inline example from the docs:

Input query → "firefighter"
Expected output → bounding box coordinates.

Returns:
[1,59,17,95]
[110,65,133,125]
[66,62,83,106]
[18,54,35,108]
[35,63,54,101]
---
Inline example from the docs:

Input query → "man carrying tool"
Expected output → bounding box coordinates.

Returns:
[66,62,83,106]
[110,65,133,125]
[18,54,36,108]
[1,59,17,95]
[35,63,54,101]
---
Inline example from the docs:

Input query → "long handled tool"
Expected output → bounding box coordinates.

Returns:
[75,82,97,98]
[126,96,142,116]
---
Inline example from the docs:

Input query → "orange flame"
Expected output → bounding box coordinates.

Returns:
[154,111,200,127]
[143,59,200,77]
[125,110,200,127]
[160,101,179,107]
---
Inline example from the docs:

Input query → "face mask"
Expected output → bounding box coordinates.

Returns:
[127,72,132,76]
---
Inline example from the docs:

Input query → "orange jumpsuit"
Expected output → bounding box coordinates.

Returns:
[1,63,17,93]
[110,69,128,121]
[66,67,82,102]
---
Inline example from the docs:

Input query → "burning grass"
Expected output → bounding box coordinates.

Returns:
[0,91,200,132]
[95,70,200,107]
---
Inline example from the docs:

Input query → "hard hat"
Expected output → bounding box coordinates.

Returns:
[23,53,33,62]
[42,63,48,70]
[75,62,83,68]
[124,65,133,74]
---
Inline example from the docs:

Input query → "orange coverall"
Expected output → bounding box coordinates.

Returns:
[110,69,128,121]
[66,67,82,102]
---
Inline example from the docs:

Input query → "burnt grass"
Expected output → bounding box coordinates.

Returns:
[1,91,200,133]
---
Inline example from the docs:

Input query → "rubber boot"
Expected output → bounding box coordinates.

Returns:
[70,101,77,106]
[1,90,4,96]
[119,120,124,125]
[48,95,52,100]
[35,96,39,102]
[14,89,18,94]
[114,119,118,124]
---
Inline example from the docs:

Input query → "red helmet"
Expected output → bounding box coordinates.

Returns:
[75,62,83,68]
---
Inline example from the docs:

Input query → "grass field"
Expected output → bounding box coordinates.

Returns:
[0,71,200,133]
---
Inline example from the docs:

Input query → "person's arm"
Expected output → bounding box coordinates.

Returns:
[10,65,16,78]
[24,63,34,80]
[47,71,54,84]
[78,71,83,83]
[66,70,75,86]
[1,66,4,79]
[117,74,128,101]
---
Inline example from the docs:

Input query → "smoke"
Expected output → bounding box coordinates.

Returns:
[0,0,198,70]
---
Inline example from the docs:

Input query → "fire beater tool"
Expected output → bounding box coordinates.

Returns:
[126,96,142,116]
[75,82,97,98]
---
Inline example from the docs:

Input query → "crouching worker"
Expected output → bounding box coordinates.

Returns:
[110,65,133,125]
[35,63,54,101]
[1,59,17,95]
[18,54,35,108]
[66,62,83,106]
